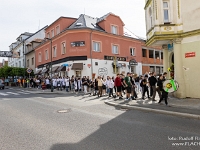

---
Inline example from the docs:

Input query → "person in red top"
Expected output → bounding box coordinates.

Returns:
[115,74,123,99]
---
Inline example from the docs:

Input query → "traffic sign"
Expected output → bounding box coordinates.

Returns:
[26,68,32,74]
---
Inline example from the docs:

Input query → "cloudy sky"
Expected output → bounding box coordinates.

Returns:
[0,0,146,62]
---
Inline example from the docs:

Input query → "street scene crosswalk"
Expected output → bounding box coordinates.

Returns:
[0,90,33,96]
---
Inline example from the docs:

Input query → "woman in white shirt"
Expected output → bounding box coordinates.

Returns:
[65,76,70,92]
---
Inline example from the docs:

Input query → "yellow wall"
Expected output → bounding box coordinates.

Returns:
[181,40,200,98]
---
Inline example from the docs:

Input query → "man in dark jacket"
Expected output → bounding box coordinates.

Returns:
[141,75,150,100]
[158,72,168,105]
[149,72,160,101]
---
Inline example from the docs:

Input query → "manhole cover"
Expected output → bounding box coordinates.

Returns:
[57,108,71,113]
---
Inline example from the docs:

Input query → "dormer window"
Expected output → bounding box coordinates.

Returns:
[76,23,83,26]
[111,25,118,34]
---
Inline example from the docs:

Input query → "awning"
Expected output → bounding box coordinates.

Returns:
[34,69,42,75]
[49,66,59,73]
[56,66,66,72]
[71,63,83,70]
[41,68,49,74]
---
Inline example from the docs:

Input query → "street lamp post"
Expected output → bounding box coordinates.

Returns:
[45,38,53,92]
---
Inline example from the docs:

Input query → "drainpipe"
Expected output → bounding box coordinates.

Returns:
[90,30,93,79]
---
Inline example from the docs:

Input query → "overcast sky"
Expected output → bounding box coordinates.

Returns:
[0,0,146,62]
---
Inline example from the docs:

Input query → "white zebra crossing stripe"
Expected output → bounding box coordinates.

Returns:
[0,92,9,96]
[17,92,30,94]
[6,92,20,95]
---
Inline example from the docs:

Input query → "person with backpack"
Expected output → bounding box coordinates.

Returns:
[123,72,132,101]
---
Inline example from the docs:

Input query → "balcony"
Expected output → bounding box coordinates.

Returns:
[146,23,183,46]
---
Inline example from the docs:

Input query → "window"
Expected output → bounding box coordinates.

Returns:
[56,26,60,35]
[112,45,119,54]
[27,59,29,67]
[32,57,34,65]
[163,1,170,23]
[150,66,155,72]
[142,49,147,57]
[16,63,17,67]
[61,42,66,54]
[53,46,57,57]
[47,32,50,38]
[149,50,154,58]
[149,7,153,28]
[161,52,163,59]
[93,41,101,52]
[51,30,54,37]
[19,61,21,67]
[155,51,160,59]
[111,25,118,34]
[38,53,42,62]
[130,48,135,56]
[45,50,48,60]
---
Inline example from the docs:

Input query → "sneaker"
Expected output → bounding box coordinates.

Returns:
[152,99,156,101]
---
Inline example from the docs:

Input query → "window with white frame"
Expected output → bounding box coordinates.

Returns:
[112,45,119,54]
[38,53,42,62]
[19,61,21,67]
[93,41,101,52]
[111,25,118,34]
[61,42,66,54]
[130,48,135,56]
[56,26,60,35]
[45,50,48,60]
[51,30,54,37]
[163,1,170,23]
[53,46,57,57]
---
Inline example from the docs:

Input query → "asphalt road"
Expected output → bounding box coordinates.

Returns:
[0,89,200,150]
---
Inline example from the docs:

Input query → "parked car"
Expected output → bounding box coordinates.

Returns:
[0,79,5,90]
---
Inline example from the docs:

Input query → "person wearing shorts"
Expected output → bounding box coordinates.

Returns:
[115,74,123,99]
[123,72,132,101]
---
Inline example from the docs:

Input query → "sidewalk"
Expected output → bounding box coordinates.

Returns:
[6,86,200,119]
[105,92,200,120]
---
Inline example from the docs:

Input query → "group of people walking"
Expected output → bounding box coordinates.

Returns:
[17,71,169,105]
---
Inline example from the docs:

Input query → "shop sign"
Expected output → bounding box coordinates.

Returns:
[168,43,173,51]
[0,51,15,57]
[129,59,138,66]
[104,55,126,61]
[98,67,108,76]
[71,41,85,47]
[185,52,195,58]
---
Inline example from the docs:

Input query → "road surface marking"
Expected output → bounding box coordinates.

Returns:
[6,92,20,95]
[0,92,9,96]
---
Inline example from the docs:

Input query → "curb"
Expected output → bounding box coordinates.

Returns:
[104,100,200,120]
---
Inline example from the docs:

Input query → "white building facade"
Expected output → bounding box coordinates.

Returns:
[144,0,200,98]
